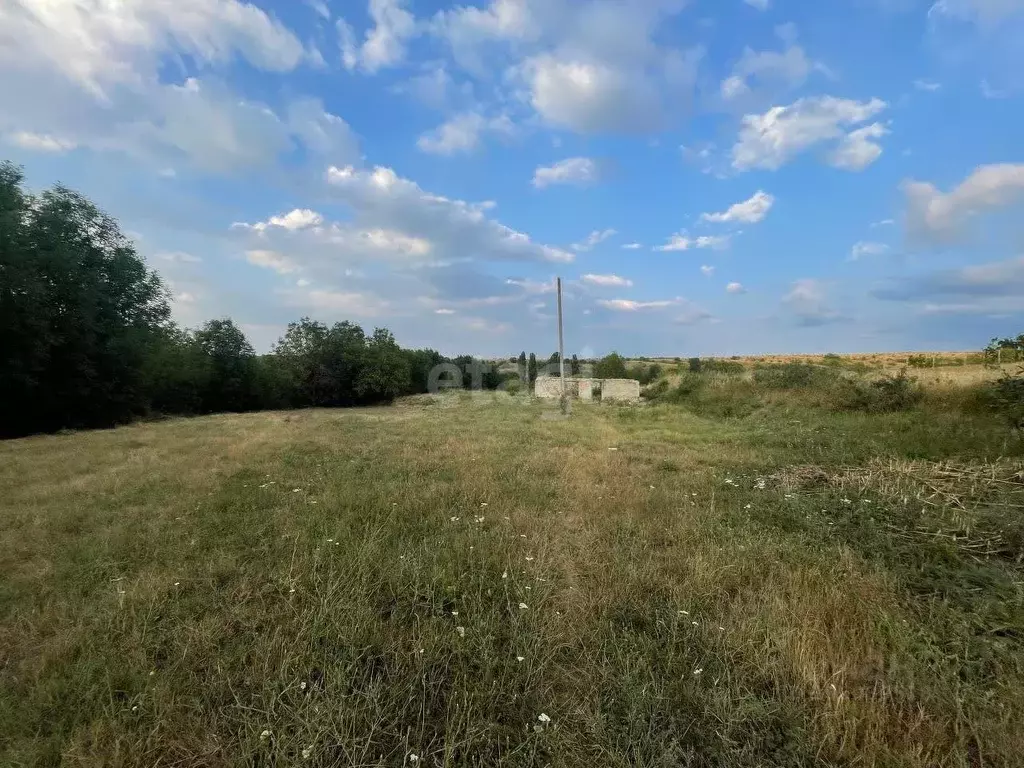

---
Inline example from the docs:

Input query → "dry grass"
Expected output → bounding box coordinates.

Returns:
[1,394,1023,766]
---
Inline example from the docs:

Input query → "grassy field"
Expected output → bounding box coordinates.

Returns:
[2,383,1023,766]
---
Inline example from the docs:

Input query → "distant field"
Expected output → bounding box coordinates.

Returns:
[2,390,1023,766]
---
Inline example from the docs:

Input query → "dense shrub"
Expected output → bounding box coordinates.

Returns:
[753,362,833,389]
[702,358,745,375]
[833,371,924,413]
[688,357,702,373]
[986,368,1024,430]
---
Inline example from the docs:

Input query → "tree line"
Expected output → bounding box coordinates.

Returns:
[0,162,531,438]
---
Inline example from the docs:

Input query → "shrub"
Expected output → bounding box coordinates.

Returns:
[986,368,1024,430]
[833,370,924,413]
[688,357,702,373]
[702,358,745,375]
[753,362,832,389]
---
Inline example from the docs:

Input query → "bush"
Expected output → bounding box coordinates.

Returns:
[702,358,745,375]
[986,368,1024,430]
[688,357,702,373]
[635,363,663,386]
[833,370,923,413]
[753,363,832,389]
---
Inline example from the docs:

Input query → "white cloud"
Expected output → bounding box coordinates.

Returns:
[732,96,888,171]
[850,241,890,259]
[829,122,889,171]
[700,265,715,276]
[904,163,1024,243]
[247,249,298,274]
[719,36,814,107]
[701,190,775,224]
[339,0,417,73]
[235,209,324,233]
[783,278,843,326]
[0,0,312,97]
[871,218,895,228]
[156,251,203,264]
[435,308,457,315]
[622,242,643,250]
[572,229,617,252]
[929,0,1024,24]
[532,157,601,188]
[598,298,675,311]
[523,55,664,134]
[913,79,942,91]
[581,273,633,287]
[745,0,771,9]
[726,282,746,294]
[6,131,76,153]
[417,111,515,155]
[655,233,732,252]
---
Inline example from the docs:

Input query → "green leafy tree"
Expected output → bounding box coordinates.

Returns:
[357,328,411,403]
[194,319,258,412]
[528,352,538,385]
[518,350,527,382]
[594,352,628,379]
[0,164,170,436]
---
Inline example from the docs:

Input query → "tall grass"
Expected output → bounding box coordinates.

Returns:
[1,388,1022,766]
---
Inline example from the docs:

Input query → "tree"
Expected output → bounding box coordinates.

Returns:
[518,350,527,383]
[357,328,410,403]
[194,319,258,412]
[547,351,561,376]
[528,352,538,385]
[571,354,580,376]
[594,352,628,380]
[0,165,170,436]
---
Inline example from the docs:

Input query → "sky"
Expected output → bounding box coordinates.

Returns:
[1,0,1023,358]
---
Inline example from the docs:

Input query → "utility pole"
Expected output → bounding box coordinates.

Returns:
[557,277,571,415]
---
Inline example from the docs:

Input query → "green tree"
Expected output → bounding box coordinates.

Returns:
[528,352,538,385]
[0,164,170,436]
[357,328,410,403]
[194,319,258,412]
[571,354,580,376]
[518,350,527,382]
[594,352,628,379]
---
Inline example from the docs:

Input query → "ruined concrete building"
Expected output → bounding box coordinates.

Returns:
[533,377,641,403]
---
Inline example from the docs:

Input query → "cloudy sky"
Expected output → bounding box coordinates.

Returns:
[2,0,1023,357]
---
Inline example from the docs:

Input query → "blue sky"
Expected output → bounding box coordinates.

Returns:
[2,0,1023,357]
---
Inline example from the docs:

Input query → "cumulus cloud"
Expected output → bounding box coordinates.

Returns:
[726,282,746,294]
[719,30,816,109]
[732,96,888,171]
[532,157,602,188]
[830,122,889,171]
[434,0,699,135]
[700,265,715,276]
[783,279,844,326]
[622,242,643,250]
[572,229,617,252]
[850,241,890,260]
[598,298,676,311]
[235,209,323,233]
[701,191,775,224]
[904,163,1024,244]
[416,112,515,155]
[339,0,417,73]
[5,131,77,153]
[655,233,732,252]
[581,273,633,287]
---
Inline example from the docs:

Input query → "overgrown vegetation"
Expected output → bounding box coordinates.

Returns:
[1,386,1022,766]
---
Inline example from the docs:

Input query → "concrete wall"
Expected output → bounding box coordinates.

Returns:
[534,376,639,403]
[601,378,641,403]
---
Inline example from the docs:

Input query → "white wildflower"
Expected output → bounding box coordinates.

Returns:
[519,603,528,610]
[480,502,488,507]
[744,504,752,510]
[302,746,313,759]
[451,611,459,616]
[517,656,525,662]
[678,610,689,616]
[409,755,419,763]
[456,626,465,637]
[292,488,301,493]
[538,713,551,723]
[260,729,272,741]
[450,516,460,522]
[525,557,534,562]
[693,668,703,676]
[608,447,618,451]
[300,681,307,690]
[502,570,508,579]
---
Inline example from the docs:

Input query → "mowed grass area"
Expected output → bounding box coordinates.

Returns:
[2,393,1023,767]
